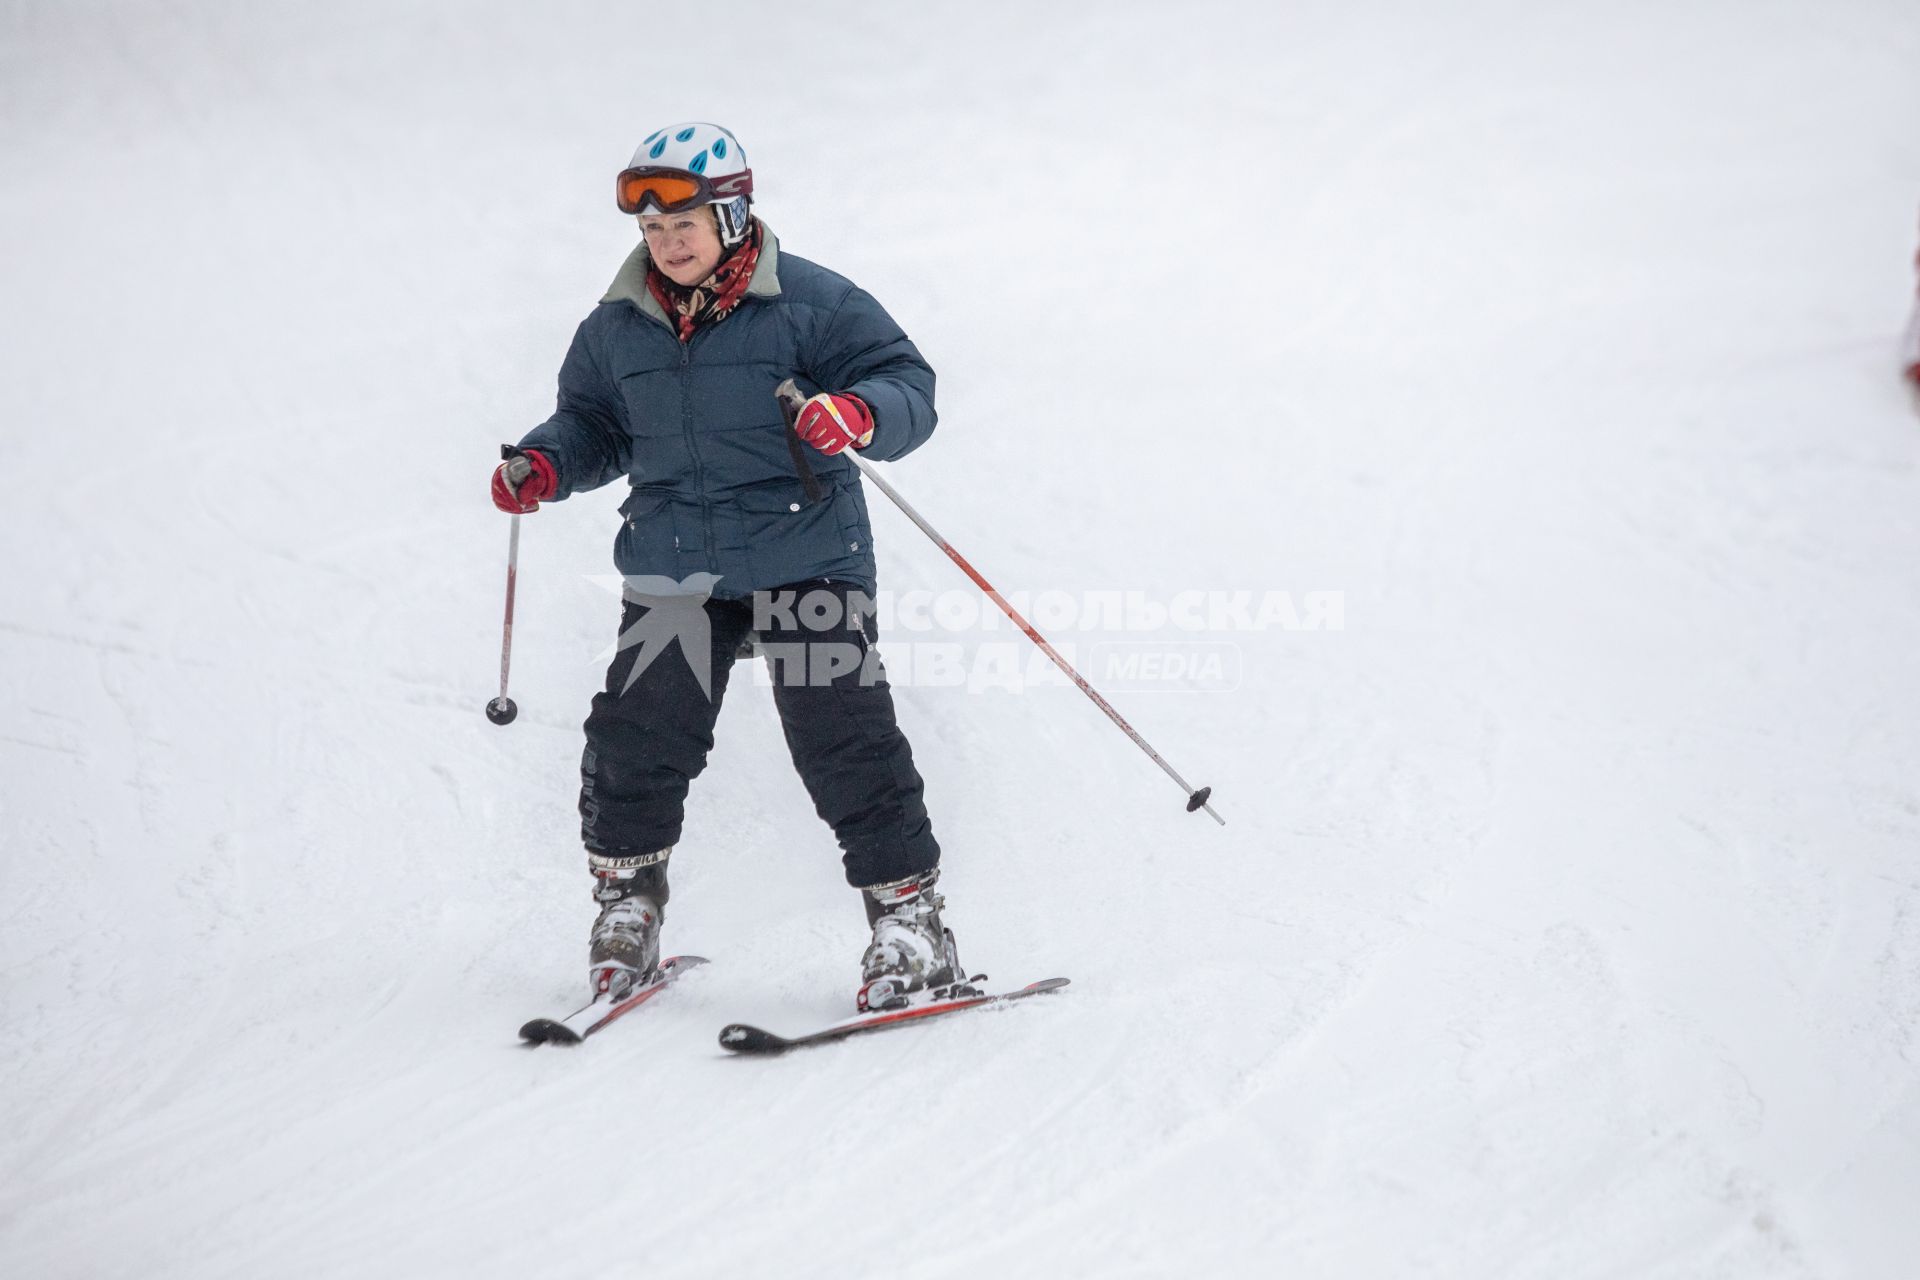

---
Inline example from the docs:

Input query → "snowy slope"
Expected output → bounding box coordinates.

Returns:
[3,1,1919,1276]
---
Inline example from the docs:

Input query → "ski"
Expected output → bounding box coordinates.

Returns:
[520,955,707,1045]
[717,977,1069,1056]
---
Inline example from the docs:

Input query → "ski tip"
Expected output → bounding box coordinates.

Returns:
[662,955,710,973]
[718,1023,791,1055]
[519,1018,583,1046]
[1025,977,1071,993]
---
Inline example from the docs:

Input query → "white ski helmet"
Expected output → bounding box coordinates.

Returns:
[617,122,754,247]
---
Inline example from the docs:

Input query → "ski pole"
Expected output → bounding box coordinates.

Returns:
[776,381,1221,825]
[486,513,521,725]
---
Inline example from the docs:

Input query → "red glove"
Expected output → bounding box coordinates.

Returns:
[793,392,874,456]
[492,449,558,513]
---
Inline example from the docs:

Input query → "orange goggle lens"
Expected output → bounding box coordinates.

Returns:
[616,169,706,215]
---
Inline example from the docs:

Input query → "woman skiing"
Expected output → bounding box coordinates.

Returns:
[491,122,956,1013]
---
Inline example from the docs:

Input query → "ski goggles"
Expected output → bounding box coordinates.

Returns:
[616,165,755,216]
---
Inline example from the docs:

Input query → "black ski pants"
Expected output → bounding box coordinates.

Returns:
[579,579,940,888]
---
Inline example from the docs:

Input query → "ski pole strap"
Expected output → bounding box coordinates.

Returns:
[781,400,826,504]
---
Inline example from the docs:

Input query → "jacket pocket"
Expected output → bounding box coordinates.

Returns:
[830,483,871,557]
[617,488,681,570]
[733,481,863,587]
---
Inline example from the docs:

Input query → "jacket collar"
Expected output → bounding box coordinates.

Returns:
[602,220,781,325]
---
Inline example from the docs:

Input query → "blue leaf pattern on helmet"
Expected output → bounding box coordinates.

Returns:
[713,137,728,159]
[676,127,696,142]
[689,149,709,174]
[649,137,667,159]
[644,131,663,147]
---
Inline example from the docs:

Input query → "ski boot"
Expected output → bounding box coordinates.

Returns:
[588,848,669,1001]
[856,869,972,1012]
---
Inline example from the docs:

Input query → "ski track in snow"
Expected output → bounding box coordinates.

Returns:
[4,1,1920,1277]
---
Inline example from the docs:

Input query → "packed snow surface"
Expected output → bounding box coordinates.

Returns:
[4,2,1919,1276]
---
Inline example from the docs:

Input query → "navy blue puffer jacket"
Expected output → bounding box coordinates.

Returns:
[515,224,936,598]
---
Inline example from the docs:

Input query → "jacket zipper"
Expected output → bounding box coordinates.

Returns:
[680,332,718,574]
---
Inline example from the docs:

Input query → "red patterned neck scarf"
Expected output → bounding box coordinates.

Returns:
[646,221,763,343]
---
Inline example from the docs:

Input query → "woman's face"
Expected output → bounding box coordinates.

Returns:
[640,207,725,286]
